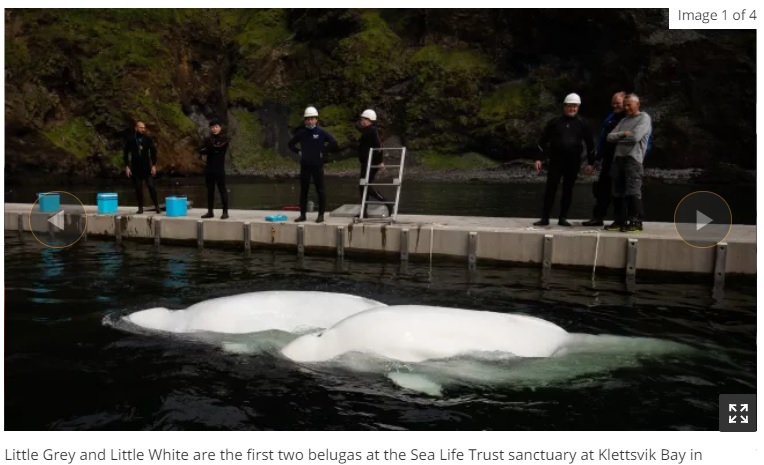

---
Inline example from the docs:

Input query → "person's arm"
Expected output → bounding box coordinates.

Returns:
[595,114,611,161]
[325,130,339,152]
[288,129,301,154]
[536,118,554,161]
[199,137,208,156]
[619,114,652,143]
[149,137,158,175]
[123,135,131,176]
[606,120,624,142]
[369,127,383,166]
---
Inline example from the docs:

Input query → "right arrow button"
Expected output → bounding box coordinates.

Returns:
[675,191,732,248]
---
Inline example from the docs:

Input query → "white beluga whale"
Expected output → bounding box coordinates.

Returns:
[279,304,696,396]
[119,290,387,335]
[280,305,571,363]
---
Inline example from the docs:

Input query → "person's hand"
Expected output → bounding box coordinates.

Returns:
[125,166,132,178]
[151,166,157,176]
[534,160,542,172]
[623,131,633,137]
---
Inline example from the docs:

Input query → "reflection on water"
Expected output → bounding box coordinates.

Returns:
[3,232,757,430]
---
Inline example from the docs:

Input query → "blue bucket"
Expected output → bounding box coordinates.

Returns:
[166,196,188,217]
[97,192,118,214]
[265,214,288,222]
[37,192,60,212]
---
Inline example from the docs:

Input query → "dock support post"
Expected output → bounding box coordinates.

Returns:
[17,213,23,238]
[542,234,554,271]
[626,238,638,280]
[80,214,88,242]
[244,222,251,255]
[400,229,409,262]
[297,224,304,256]
[336,226,345,258]
[153,218,161,247]
[468,231,477,270]
[197,221,204,250]
[115,216,122,244]
[714,242,727,291]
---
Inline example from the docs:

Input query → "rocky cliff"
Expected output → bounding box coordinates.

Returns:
[4,9,756,182]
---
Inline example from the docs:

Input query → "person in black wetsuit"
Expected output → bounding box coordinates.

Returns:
[582,91,626,226]
[533,93,596,227]
[123,120,159,214]
[288,106,339,223]
[199,118,230,219]
[356,109,386,217]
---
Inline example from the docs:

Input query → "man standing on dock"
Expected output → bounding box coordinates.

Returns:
[533,93,596,227]
[123,120,160,214]
[582,91,626,227]
[606,93,651,232]
[357,109,387,217]
[288,106,339,223]
[199,118,230,219]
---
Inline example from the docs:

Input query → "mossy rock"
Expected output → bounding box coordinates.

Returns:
[43,117,102,160]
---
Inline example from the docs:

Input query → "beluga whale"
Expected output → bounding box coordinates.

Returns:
[280,305,571,363]
[119,290,387,335]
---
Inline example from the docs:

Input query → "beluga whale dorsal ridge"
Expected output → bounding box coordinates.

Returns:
[280,305,570,363]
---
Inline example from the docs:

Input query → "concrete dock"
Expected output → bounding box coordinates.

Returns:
[4,203,756,283]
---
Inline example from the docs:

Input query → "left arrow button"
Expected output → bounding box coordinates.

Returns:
[47,210,65,230]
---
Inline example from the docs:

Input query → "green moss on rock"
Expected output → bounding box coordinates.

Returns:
[43,117,101,159]
[333,12,404,106]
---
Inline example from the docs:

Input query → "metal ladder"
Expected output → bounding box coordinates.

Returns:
[356,147,406,223]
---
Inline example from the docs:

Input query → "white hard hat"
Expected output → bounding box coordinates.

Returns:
[303,106,319,118]
[360,109,377,121]
[564,93,581,105]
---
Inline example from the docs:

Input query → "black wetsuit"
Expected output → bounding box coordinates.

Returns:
[288,126,339,216]
[123,131,159,211]
[357,124,386,208]
[536,114,595,220]
[591,111,626,220]
[199,133,230,214]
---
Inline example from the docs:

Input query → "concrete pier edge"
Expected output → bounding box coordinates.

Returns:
[5,204,756,287]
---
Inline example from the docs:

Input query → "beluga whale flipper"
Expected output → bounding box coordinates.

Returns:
[119,290,387,335]
[280,305,570,363]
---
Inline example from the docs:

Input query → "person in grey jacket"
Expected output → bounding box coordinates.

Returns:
[606,94,652,232]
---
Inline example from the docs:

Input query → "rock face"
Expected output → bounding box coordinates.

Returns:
[4,9,756,182]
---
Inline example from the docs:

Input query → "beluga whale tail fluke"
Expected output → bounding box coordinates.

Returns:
[280,305,571,363]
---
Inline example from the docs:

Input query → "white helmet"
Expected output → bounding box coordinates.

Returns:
[360,109,377,121]
[564,93,581,105]
[303,106,319,118]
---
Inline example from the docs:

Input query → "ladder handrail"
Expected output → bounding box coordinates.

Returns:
[358,146,406,223]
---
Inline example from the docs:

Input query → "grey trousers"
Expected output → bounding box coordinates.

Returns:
[611,156,643,199]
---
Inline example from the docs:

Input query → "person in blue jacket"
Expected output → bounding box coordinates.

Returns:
[288,106,339,223]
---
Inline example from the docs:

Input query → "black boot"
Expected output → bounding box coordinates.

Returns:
[201,211,213,219]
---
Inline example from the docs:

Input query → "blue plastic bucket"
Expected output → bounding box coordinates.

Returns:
[97,192,118,214]
[37,192,60,212]
[166,196,188,217]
